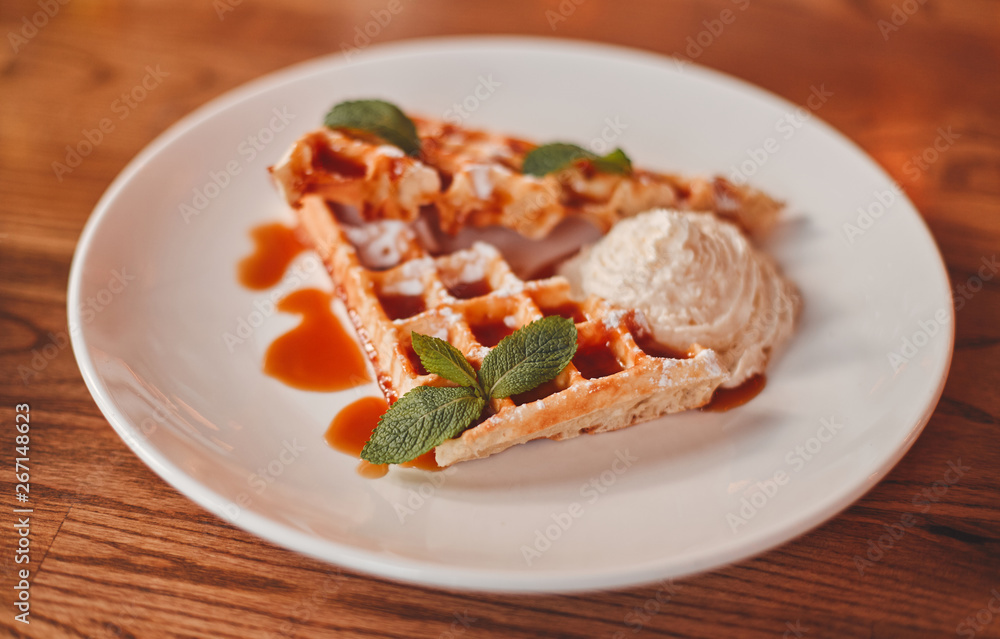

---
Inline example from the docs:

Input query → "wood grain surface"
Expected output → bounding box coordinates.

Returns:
[2,0,999,637]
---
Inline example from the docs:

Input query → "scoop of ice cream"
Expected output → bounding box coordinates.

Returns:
[559,209,798,387]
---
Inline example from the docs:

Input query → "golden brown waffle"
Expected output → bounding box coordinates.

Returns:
[293,194,727,467]
[271,116,782,241]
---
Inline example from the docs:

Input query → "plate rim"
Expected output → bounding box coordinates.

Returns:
[67,35,955,593]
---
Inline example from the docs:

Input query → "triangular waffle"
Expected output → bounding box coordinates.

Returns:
[269,115,776,466]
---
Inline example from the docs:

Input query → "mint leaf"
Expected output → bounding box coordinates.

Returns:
[521,143,632,177]
[478,316,578,399]
[323,99,421,156]
[411,332,481,390]
[522,143,589,176]
[593,147,632,174]
[360,386,485,464]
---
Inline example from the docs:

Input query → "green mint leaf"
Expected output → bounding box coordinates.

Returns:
[593,147,632,174]
[521,143,633,177]
[360,386,485,465]
[522,143,590,176]
[411,332,481,391]
[323,99,421,156]
[478,316,578,399]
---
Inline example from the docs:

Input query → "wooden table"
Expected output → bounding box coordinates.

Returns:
[2,0,998,636]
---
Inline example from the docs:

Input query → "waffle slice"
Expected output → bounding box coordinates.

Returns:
[271,116,783,241]
[294,194,727,467]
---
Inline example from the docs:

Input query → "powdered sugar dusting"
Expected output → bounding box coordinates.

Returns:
[376,145,405,158]
[603,308,627,330]
[458,259,485,283]
[344,221,414,269]
[399,256,433,278]
[382,278,424,296]
[468,164,494,200]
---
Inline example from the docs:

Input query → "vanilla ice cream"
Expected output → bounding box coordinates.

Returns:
[559,209,799,387]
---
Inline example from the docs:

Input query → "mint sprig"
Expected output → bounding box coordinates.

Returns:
[360,317,578,467]
[522,143,632,177]
[323,99,421,156]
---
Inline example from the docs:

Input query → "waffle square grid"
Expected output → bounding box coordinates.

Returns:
[295,194,727,466]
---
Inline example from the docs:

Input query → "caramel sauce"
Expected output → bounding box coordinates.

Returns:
[379,292,426,320]
[325,396,387,456]
[313,143,367,178]
[403,343,429,376]
[634,338,692,360]
[561,186,601,209]
[471,320,515,347]
[357,460,389,479]
[238,223,307,290]
[386,157,406,179]
[573,342,624,379]
[447,279,492,300]
[512,378,562,406]
[438,171,454,192]
[402,450,442,471]
[539,302,586,323]
[702,374,767,412]
[325,395,442,476]
[264,289,371,391]
[626,316,693,360]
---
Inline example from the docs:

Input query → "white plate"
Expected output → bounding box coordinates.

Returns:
[69,37,954,593]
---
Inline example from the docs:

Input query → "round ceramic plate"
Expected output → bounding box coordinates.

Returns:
[69,37,953,593]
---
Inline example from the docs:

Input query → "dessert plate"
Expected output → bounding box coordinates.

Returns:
[68,37,953,593]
